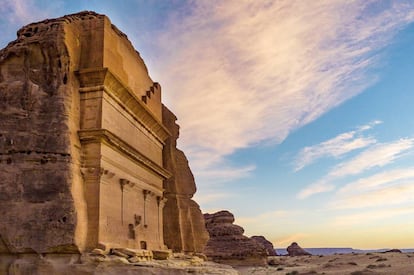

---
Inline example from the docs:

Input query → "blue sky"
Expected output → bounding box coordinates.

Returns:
[1,0,414,249]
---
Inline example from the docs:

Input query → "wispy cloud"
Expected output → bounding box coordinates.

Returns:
[0,0,61,26]
[338,167,414,194]
[237,210,292,225]
[332,207,414,227]
[236,209,306,245]
[297,181,335,199]
[332,167,414,209]
[194,164,256,184]
[330,138,414,178]
[294,121,381,171]
[192,191,234,205]
[334,182,414,209]
[277,233,310,247]
[153,1,414,184]
[298,138,414,199]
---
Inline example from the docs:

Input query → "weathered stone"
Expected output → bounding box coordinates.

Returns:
[111,248,153,262]
[153,249,172,260]
[111,250,129,259]
[190,256,204,266]
[91,248,106,256]
[108,256,130,265]
[127,256,143,263]
[112,248,134,257]
[251,235,277,256]
[3,253,239,275]
[0,10,86,254]
[0,10,209,274]
[97,242,113,253]
[287,242,311,256]
[267,257,281,266]
[194,253,208,261]
[162,106,209,253]
[204,210,268,266]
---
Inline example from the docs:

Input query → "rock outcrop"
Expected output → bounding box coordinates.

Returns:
[251,236,277,256]
[0,11,209,274]
[162,105,209,253]
[0,11,88,255]
[384,249,402,253]
[203,211,267,266]
[1,253,239,275]
[287,242,311,256]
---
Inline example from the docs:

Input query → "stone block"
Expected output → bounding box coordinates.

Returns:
[152,249,172,260]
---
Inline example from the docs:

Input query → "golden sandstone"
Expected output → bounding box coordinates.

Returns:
[0,11,209,272]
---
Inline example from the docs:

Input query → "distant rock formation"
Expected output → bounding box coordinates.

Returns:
[203,210,267,266]
[384,249,402,253]
[251,236,277,256]
[287,242,312,256]
[162,105,209,253]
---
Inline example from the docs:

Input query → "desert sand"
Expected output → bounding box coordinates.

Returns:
[236,252,414,275]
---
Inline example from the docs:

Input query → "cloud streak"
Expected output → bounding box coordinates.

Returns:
[330,138,414,178]
[298,138,414,199]
[294,121,381,171]
[153,1,414,185]
[335,182,414,209]
[332,167,414,209]
[338,167,414,195]
[332,207,414,227]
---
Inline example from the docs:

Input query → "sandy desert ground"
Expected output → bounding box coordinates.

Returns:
[236,252,414,275]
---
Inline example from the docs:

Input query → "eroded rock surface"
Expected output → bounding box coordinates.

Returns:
[287,242,311,256]
[162,106,209,253]
[1,253,239,275]
[0,11,86,254]
[0,11,209,274]
[204,211,267,266]
[251,236,277,256]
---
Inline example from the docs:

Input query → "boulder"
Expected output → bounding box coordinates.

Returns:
[152,249,172,260]
[287,242,311,256]
[203,211,267,266]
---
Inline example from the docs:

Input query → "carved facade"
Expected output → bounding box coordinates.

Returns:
[77,67,169,251]
[0,11,207,257]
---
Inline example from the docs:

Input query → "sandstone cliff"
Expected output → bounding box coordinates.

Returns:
[162,105,209,253]
[203,210,268,266]
[0,10,208,263]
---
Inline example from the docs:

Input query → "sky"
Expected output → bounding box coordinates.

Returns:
[1,0,414,249]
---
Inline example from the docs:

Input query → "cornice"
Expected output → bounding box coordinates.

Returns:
[76,67,170,144]
[78,128,171,180]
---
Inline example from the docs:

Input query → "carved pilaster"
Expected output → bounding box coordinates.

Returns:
[157,196,167,209]
[80,167,103,181]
